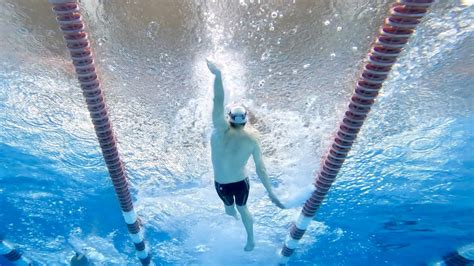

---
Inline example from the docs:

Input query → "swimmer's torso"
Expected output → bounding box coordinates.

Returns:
[211,127,256,184]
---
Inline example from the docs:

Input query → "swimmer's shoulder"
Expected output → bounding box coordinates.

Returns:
[244,126,261,145]
[212,124,230,135]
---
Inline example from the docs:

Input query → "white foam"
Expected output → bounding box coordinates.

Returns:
[280,184,314,209]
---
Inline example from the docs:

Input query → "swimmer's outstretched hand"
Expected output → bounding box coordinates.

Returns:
[269,192,286,209]
[206,59,221,76]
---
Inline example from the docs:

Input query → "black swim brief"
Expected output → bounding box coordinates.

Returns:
[214,178,250,206]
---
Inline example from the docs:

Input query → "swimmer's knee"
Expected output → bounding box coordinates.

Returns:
[236,205,253,222]
[236,204,249,212]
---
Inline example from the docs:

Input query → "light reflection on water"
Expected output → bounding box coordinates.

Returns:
[0,0,473,265]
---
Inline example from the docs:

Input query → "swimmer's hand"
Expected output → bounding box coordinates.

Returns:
[206,59,221,76]
[269,192,286,209]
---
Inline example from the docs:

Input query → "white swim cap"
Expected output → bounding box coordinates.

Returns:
[228,104,247,124]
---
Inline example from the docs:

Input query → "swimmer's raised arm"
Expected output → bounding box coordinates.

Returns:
[252,139,285,209]
[207,59,227,131]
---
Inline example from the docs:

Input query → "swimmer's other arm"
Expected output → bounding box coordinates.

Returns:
[253,142,285,209]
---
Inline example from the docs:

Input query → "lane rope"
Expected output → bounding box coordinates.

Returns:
[48,1,151,264]
[278,0,434,264]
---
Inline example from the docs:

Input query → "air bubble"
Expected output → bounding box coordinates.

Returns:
[260,51,270,61]
[409,138,438,152]
[46,30,56,37]
[382,146,404,158]
[97,37,107,46]
[271,11,278,18]
[324,20,330,26]
[17,27,29,35]
[146,21,160,40]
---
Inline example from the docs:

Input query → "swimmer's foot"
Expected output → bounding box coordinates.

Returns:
[225,206,240,220]
[244,240,255,252]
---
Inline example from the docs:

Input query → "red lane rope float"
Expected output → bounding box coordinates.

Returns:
[48,1,151,265]
[279,0,433,264]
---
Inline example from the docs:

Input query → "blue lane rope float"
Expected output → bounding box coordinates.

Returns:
[48,1,151,264]
[0,237,32,266]
[278,0,434,264]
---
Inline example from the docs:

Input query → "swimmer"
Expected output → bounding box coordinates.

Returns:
[206,59,285,252]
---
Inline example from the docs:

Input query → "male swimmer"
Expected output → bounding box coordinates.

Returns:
[207,59,285,252]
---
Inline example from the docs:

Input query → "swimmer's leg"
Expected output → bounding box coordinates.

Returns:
[224,204,240,220]
[215,182,239,220]
[236,205,254,251]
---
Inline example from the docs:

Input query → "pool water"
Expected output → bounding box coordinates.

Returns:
[1,0,473,265]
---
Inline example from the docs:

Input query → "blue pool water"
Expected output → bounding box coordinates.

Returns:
[1,0,473,265]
